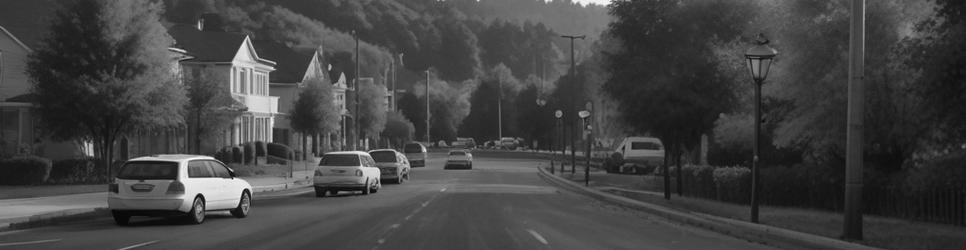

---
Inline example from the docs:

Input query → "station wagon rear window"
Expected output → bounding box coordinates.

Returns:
[404,144,423,153]
[320,154,361,166]
[370,151,397,163]
[631,142,662,150]
[449,151,466,156]
[117,161,178,180]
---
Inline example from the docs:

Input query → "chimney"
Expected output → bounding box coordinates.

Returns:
[197,13,224,32]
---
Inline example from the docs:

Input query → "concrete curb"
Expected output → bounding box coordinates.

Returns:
[1,180,313,232]
[537,165,880,250]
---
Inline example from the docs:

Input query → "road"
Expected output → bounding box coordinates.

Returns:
[0,152,771,250]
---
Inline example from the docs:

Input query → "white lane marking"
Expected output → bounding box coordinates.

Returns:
[404,215,413,221]
[0,239,62,247]
[390,224,400,229]
[527,229,549,245]
[440,188,447,192]
[421,201,429,207]
[117,240,159,250]
[377,239,385,244]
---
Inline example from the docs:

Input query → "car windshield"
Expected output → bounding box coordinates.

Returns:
[631,142,662,150]
[370,151,397,163]
[319,154,360,166]
[404,144,422,153]
[117,161,178,180]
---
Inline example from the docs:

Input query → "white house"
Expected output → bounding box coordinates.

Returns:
[169,14,279,153]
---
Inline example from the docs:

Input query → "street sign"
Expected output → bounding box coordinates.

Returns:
[578,110,590,119]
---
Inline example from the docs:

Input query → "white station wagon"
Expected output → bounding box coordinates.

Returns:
[108,155,252,225]
[314,151,382,197]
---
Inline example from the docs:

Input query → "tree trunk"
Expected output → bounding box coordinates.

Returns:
[663,148,671,200]
[302,133,308,161]
[676,145,683,197]
[195,109,202,154]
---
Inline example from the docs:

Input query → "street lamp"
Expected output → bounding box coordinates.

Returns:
[579,109,591,187]
[744,33,777,224]
[554,110,563,173]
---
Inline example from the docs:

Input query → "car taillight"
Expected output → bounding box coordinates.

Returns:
[108,183,119,193]
[315,169,324,176]
[166,181,185,195]
[355,169,363,176]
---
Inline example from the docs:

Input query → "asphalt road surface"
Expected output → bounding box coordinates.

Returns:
[0,152,772,250]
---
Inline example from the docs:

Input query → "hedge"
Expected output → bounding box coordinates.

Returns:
[231,146,243,164]
[214,147,233,163]
[0,156,53,185]
[48,158,100,184]
[266,143,293,160]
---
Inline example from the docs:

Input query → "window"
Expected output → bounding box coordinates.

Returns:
[631,142,662,150]
[404,143,424,153]
[449,151,466,156]
[117,161,178,180]
[188,160,213,178]
[370,151,397,163]
[319,154,360,166]
[207,161,232,178]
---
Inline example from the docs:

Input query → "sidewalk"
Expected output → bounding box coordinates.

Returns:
[0,170,315,230]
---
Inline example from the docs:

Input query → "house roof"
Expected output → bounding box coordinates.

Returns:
[0,0,56,49]
[168,24,249,63]
[253,40,317,84]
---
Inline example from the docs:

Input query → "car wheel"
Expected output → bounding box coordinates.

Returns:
[329,190,338,196]
[112,211,130,226]
[371,179,380,193]
[230,192,251,218]
[362,179,371,195]
[315,187,326,197]
[186,196,205,224]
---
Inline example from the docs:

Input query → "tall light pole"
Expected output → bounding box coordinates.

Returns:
[498,77,503,141]
[425,70,430,144]
[579,109,591,187]
[555,110,563,173]
[561,34,584,174]
[744,34,777,224]
[844,0,866,240]
[353,30,361,151]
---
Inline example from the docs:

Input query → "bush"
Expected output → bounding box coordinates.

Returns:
[680,165,716,198]
[712,166,751,204]
[242,143,255,164]
[604,152,625,173]
[231,146,243,164]
[214,147,233,163]
[267,143,294,160]
[294,150,303,161]
[254,141,267,157]
[905,151,966,192]
[0,156,53,185]
[48,158,99,184]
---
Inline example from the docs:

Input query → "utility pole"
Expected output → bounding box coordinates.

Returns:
[844,0,866,240]
[353,30,361,151]
[498,77,503,141]
[561,34,584,174]
[425,70,430,144]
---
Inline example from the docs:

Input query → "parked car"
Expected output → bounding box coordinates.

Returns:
[444,150,473,170]
[403,142,427,167]
[108,155,252,225]
[314,151,382,197]
[607,137,666,174]
[452,137,477,149]
[499,137,518,150]
[369,149,411,184]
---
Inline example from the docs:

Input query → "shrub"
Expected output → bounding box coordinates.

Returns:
[712,166,751,204]
[604,152,624,173]
[267,143,294,160]
[680,165,715,198]
[0,156,53,185]
[294,150,303,161]
[214,147,233,163]
[242,143,255,165]
[905,151,966,192]
[254,141,267,157]
[231,146,243,164]
[48,158,98,184]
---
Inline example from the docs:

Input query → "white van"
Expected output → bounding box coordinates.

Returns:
[615,137,665,167]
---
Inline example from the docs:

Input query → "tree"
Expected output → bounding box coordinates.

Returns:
[358,79,388,143]
[289,77,340,156]
[28,0,186,179]
[185,67,243,154]
[382,111,415,148]
[604,0,756,197]
[398,92,427,141]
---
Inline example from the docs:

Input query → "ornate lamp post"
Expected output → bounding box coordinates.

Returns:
[744,33,777,224]
[579,109,591,187]
[554,110,563,173]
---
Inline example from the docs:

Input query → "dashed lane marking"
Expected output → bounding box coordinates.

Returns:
[527,229,549,245]
[117,240,159,250]
[0,239,62,247]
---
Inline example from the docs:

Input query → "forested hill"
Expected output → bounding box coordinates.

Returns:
[448,0,610,41]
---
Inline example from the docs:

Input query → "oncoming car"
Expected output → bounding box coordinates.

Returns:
[108,155,252,226]
[403,142,427,167]
[369,149,411,184]
[444,150,473,170]
[314,151,382,197]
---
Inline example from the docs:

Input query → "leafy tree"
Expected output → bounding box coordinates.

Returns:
[604,0,756,197]
[289,77,340,156]
[358,79,388,141]
[382,111,415,148]
[28,0,186,179]
[398,92,427,141]
[185,67,242,154]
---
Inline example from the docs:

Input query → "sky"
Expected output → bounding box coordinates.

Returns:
[572,0,610,6]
